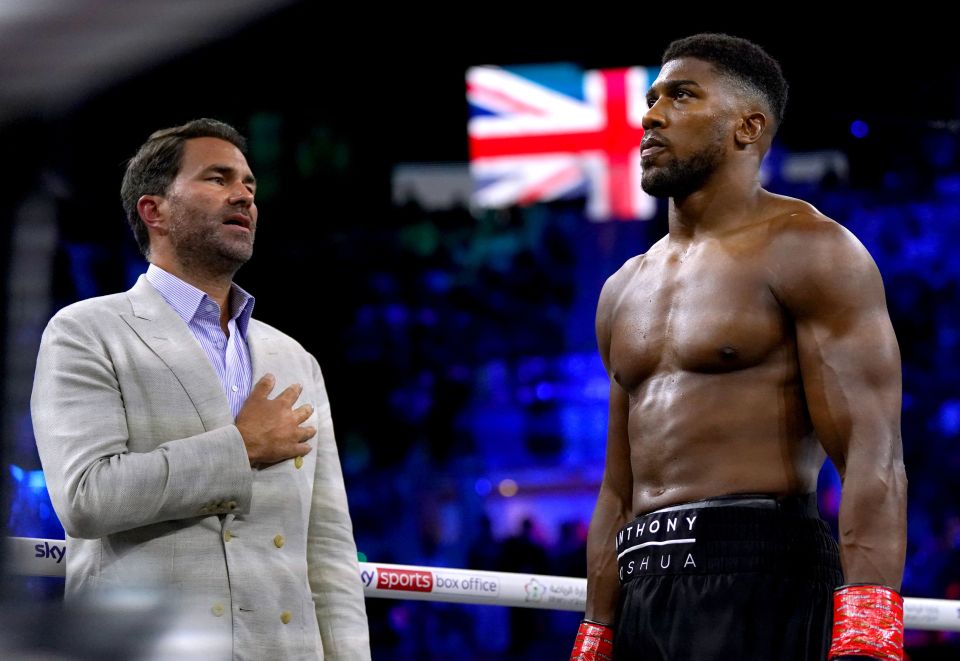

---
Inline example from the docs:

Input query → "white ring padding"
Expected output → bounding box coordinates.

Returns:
[8,537,960,631]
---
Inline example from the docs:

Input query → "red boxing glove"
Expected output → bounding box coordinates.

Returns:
[570,619,614,661]
[828,584,904,661]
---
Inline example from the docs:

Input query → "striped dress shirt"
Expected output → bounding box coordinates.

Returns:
[145,264,255,418]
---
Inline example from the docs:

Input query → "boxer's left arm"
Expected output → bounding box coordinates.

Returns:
[775,215,906,588]
[773,215,906,660]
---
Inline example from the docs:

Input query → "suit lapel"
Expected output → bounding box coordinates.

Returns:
[246,321,281,383]
[121,275,233,431]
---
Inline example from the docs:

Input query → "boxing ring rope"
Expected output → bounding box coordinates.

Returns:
[8,537,960,632]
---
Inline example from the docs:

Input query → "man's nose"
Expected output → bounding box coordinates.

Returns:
[229,184,254,207]
[642,98,666,131]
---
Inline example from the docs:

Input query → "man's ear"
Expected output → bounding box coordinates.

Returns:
[735,111,767,146]
[137,195,168,234]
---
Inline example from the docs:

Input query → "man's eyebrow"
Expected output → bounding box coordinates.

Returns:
[646,79,703,97]
[205,164,257,186]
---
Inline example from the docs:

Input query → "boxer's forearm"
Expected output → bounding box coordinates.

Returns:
[585,485,631,623]
[837,456,907,590]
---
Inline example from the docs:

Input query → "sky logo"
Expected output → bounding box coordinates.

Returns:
[34,541,65,564]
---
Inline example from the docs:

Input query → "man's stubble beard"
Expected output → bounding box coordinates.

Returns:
[167,201,255,280]
[640,133,726,200]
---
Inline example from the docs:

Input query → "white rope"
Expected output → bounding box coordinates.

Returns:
[8,537,960,632]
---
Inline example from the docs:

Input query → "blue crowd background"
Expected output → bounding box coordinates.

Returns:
[2,8,959,660]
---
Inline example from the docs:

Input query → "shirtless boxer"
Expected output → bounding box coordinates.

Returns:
[570,33,906,661]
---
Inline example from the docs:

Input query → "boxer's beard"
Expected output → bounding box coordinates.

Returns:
[641,134,726,200]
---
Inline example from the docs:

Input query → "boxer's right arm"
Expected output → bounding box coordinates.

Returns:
[572,273,634,660]
[584,381,632,625]
[572,384,631,660]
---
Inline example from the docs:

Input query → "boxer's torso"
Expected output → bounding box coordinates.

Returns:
[604,200,826,515]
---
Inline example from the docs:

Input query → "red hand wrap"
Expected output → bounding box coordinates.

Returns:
[570,620,614,661]
[828,584,904,661]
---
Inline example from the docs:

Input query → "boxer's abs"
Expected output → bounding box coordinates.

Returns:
[625,363,824,516]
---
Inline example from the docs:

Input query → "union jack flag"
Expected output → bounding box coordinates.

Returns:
[467,63,657,221]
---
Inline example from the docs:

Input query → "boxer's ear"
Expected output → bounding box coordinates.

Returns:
[735,111,767,146]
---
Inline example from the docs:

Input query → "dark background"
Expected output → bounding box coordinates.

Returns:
[2,4,960,659]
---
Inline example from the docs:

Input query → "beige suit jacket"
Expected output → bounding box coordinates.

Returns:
[31,275,370,660]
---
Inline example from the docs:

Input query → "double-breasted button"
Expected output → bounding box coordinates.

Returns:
[211,603,225,617]
[280,611,292,624]
[294,456,304,469]
[273,535,285,549]
[223,530,234,542]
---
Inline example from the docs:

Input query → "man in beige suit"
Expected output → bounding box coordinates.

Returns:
[31,118,370,660]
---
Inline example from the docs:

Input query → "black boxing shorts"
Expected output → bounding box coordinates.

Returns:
[614,493,842,661]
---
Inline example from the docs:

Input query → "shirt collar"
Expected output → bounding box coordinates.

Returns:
[145,264,255,334]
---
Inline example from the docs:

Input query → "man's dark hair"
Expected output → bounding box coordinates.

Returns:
[663,33,788,132]
[121,118,247,257]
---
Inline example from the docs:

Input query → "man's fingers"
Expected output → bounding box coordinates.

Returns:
[275,383,303,406]
[293,403,314,424]
[251,373,276,397]
[296,443,313,457]
[297,425,317,442]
